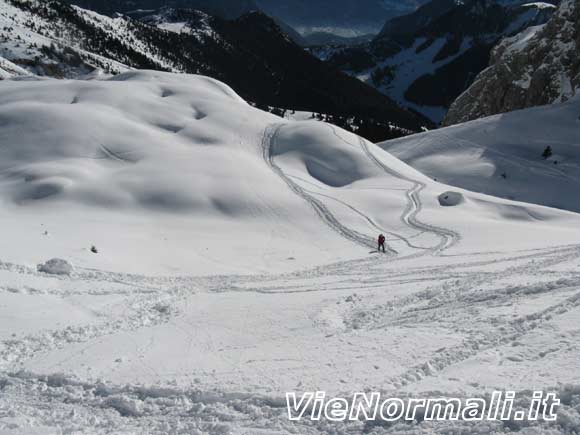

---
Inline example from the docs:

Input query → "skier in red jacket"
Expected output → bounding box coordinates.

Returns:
[378,234,386,253]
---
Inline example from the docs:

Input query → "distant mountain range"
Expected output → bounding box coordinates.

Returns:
[254,0,429,36]
[321,0,557,123]
[63,0,259,19]
[0,0,428,141]
[63,0,430,35]
[2,0,573,135]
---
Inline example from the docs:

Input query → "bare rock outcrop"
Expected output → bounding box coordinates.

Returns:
[444,0,579,125]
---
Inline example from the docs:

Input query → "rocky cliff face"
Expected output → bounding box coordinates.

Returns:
[444,0,579,125]
[323,0,555,123]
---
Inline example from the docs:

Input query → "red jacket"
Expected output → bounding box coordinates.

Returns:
[378,235,385,244]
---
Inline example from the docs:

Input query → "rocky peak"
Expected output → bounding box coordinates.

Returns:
[444,0,576,125]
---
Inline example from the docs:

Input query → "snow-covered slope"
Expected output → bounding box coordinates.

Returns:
[66,0,259,19]
[0,70,458,275]
[0,0,160,77]
[132,7,218,39]
[380,96,580,212]
[0,55,31,78]
[2,71,580,434]
[4,70,578,273]
[0,71,338,275]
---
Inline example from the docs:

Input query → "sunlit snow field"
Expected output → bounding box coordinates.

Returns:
[1,71,580,434]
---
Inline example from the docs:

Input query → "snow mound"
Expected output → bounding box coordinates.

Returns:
[380,96,580,213]
[271,122,383,187]
[0,71,273,215]
[37,258,74,276]
[438,191,464,207]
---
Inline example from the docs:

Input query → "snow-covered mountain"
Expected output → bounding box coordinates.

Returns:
[2,2,580,434]
[0,0,427,140]
[132,5,307,46]
[380,95,580,212]
[324,0,556,123]
[2,69,580,435]
[64,0,259,19]
[444,0,578,125]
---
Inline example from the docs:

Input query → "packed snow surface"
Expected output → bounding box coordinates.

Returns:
[1,71,580,434]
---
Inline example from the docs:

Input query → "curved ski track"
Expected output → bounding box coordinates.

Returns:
[262,123,460,257]
[261,124,396,255]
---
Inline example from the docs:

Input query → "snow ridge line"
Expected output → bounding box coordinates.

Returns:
[358,137,460,254]
[261,123,395,254]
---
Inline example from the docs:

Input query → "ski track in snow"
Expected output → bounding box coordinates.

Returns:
[2,242,580,434]
[261,123,459,259]
[98,144,137,164]
[1,122,580,433]
[356,133,460,255]
[344,244,580,389]
[261,123,393,254]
